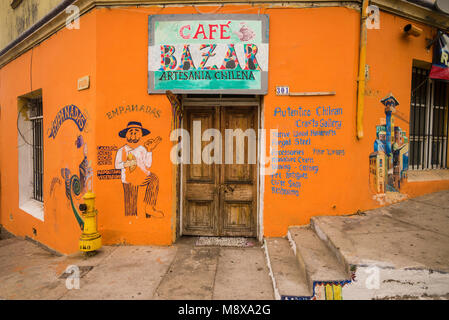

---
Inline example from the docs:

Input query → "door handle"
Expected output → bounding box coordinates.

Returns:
[216,184,234,193]
[216,184,225,193]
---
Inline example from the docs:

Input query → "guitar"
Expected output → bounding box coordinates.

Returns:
[122,149,137,174]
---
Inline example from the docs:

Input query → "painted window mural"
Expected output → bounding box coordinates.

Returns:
[369,94,409,203]
[148,14,269,94]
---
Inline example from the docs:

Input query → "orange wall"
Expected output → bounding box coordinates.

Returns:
[0,10,97,253]
[93,7,173,246]
[262,6,361,236]
[263,9,449,237]
[0,5,448,254]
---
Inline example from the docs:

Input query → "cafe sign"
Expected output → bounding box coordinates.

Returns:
[148,14,269,94]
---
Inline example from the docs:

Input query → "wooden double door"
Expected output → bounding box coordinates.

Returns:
[182,102,258,237]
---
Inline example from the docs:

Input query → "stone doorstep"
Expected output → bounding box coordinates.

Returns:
[288,225,351,290]
[310,216,353,274]
[264,223,355,300]
[264,238,311,299]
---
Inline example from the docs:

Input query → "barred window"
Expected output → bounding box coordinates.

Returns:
[409,67,449,170]
[28,97,44,202]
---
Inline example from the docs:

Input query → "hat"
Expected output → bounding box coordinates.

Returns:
[119,121,150,138]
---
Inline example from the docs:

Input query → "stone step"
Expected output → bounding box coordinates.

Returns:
[309,217,352,275]
[264,238,311,300]
[309,213,449,299]
[288,225,351,290]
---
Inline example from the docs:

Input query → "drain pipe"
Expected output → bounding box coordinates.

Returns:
[356,0,369,140]
[0,0,76,58]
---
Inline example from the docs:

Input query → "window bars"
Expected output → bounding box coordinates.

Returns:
[410,67,449,170]
[29,96,43,202]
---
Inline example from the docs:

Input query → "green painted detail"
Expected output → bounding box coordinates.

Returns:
[70,194,84,231]
[70,175,84,230]
[62,168,84,231]
[154,69,261,91]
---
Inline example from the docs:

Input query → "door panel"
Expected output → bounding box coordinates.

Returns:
[183,107,219,236]
[182,104,257,237]
[187,111,215,182]
[185,201,214,229]
[222,202,253,234]
[220,106,257,236]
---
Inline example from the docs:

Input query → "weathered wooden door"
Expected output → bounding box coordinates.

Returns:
[182,101,258,237]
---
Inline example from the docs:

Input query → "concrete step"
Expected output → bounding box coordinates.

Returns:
[288,225,351,290]
[310,212,449,299]
[264,238,311,300]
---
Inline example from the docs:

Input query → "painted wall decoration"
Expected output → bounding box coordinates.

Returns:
[148,14,269,94]
[97,169,121,180]
[105,104,161,120]
[96,145,121,179]
[75,135,84,148]
[46,104,92,230]
[61,143,93,230]
[48,105,87,139]
[311,281,348,300]
[61,168,85,230]
[369,94,409,195]
[269,105,345,198]
[114,121,164,218]
[97,145,118,166]
[282,277,355,300]
[49,177,62,197]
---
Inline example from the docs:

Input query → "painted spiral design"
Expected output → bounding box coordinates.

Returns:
[71,175,82,196]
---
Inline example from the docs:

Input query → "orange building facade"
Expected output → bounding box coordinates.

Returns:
[0,1,448,254]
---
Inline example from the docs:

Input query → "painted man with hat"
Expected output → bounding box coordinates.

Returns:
[115,121,163,218]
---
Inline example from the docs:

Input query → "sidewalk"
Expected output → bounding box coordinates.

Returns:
[0,236,274,300]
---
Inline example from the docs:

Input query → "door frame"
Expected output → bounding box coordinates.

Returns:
[177,95,264,240]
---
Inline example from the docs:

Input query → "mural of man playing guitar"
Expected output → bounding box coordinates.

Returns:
[115,121,163,218]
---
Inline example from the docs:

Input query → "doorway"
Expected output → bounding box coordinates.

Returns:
[181,95,260,237]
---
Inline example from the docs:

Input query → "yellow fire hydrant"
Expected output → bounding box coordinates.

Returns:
[78,191,102,252]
